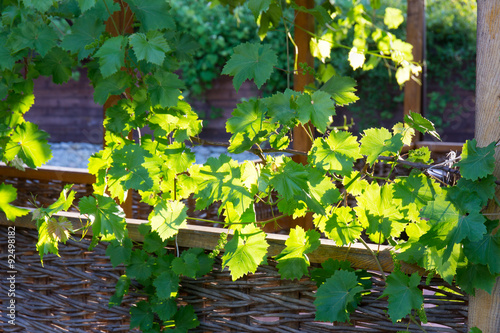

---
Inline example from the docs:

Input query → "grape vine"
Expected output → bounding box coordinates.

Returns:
[0,1,497,332]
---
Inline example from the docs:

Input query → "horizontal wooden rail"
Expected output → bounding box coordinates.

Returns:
[0,163,95,184]
[414,141,463,152]
[0,210,426,276]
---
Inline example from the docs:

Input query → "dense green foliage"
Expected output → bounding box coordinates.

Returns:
[0,1,494,332]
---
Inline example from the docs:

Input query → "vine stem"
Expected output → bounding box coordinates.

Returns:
[410,315,428,333]
[358,236,387,282]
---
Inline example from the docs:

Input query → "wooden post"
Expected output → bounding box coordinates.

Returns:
[468,1,500,332]
[288,0,315,232]
[403,0,425,142]
[104,1,134,218]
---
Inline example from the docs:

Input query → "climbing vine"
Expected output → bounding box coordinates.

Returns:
[0,1,497,332]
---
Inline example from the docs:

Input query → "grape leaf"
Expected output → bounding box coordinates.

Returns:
[127,0,175,32]
[310,258,353,287]
[275,227,321,280]
[222,223,268,280]
[384,7,404,29]
[172,253,199,279]
[296,90,336,133]
[309,131,361,175]
[129,31,170,65]
[154,271,180,300]
[7,21,58,57]
[108,144,154,198]
[0,183,29,221]
[456,263,498,296]
[382,271,424,323]
[151,298,177,321]
[316,206,362,246]
[453,175,496,208]
[348,47,365,70]
[77,0,97,12]
[149,199,187,241]
[0,34,17,70]
[146,70,184,108]
[109,275,130,307]
[23,0,55,12]
[46,217,73,243]
[342,171,368,196]
[423,244,460,284]
[130,301,154,331]
[457,139,496,181]
[222,42,277,91]
[170,305,200,332]
[464,232,500,274]
[404,111,440,141]
[61,14,105,60]
[4,122,52,169]
[360,128,403,165]
[248,0,272,18]
[127,250,154,281]
[79,194,127,241]
[36,219,59,264]
[94,36,127,77]
[314,270,363,322]
[106,238,133,267]
[93,71,132,105]
[35,47,74,84]
[320,76,359,106]
[264,89,298,126]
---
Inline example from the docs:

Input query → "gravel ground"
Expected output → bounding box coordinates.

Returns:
[46,142,259,169]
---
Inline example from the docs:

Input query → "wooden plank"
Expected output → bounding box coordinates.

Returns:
[404,0,425,142]
[0,210,425,276]
[468,1,500,331]
[414,141,463,152]
[0,163,95,184]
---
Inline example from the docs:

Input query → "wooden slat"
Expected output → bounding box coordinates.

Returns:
[414,141,463,152]
[0,210,425,276]
[0,163,95,184]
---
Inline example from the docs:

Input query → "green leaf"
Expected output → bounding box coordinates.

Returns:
[360,128,403,165]
[308,131,361,175]
[342,171,368,196]
[129,31,170,65]
[77,0,97,12]
[127,250,154,281]
[108,144,154,198]
[248,0,272,18]
[457,139,496,181]
[109,275,130,307]
[404,111,440,141]
[0,183,29,221]
[170,305,200,332]
[106,238,133,267]
[316,206,362,246]
[222,223,268,280]
[320,76,359,106]
[94,36,127,77]
[384,7,404,29]
[314,270,363,322]
[464,232,500,274]
[35,47,74,84]
[79,194,127,241]
[149,199,187,241]
[61,14,105,60]
[265,89,298,126]
[7,21,58,57]
[93,71,132,105]
[348,46,365,70]
[36,219,59,264]
[453,175,497,208]
[0,34,17,70]
[152,298,177,321]
[296,90,336,133]
[172,248,213,278]
[127,0,175,31]
[4,122,52,168]
[456,263,498,296]
[275,227,320,280]
[146,70,184,108]
[423,244,460,284]
[130,301,154,331]
[222,42,277,91]
[382,271,424,323]
[23,0,55,12]
[310,258,353,287]
[154,271,180,300]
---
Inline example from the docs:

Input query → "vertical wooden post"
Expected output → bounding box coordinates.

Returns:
[104,1,134,218]
[468,1,500,332]
[403,0,425,142]
[291,0,315,231]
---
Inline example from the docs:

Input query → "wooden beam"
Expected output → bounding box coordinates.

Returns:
[0,210,425,275]
[404,0,425,142]
[468,1,500,332]
[0,163,95,184]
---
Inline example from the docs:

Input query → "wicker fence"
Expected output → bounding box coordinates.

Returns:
[0,161,469,332]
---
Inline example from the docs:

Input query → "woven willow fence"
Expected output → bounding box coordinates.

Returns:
[0,162,469,332]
